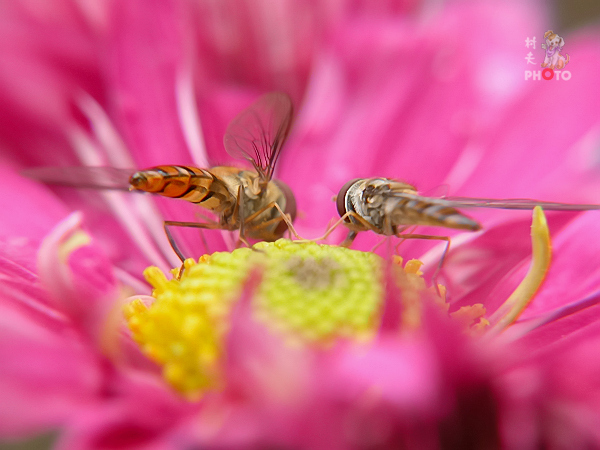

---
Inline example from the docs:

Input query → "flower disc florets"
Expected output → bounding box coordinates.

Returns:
[124,239,485,396]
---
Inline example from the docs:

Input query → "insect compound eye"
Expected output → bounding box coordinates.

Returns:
[273,180,297,237]
[273,180,297,222]
[336,179,361,218]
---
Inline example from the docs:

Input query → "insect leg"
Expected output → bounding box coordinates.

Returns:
[163,220,224,262]
[246,215,290,239]
[193,209,219,224]
[192,211,219,254]
[237,235,252,248]
[243,201,303,240]
[339,230,358,248]
[393,226,418,254]
[310,215,351,241]
[396,233,451,295]
[198,229,211,255]
[303,212,376,247]
[370,227,411,253]
[233,185,247,247]
[232,186,255,248]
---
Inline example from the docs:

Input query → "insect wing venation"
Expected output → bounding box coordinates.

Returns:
[223,92,293,182]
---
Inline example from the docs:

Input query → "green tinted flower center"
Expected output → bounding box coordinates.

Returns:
[125,206,551,398]
[124,240,394,395]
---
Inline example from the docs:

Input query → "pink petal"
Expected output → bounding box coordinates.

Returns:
[325,338,441,413]
[0,1,104,166]
[37,212,120,345]
[0,294,99,438]
[512,291,600,352]
[500,334,600,448]
[0,164,70,240]
[196,274,314,447]
[520,211,600,317]
[56,370,190,450]
[107,0,194,167]
[278,2,546,240]
[445,208,600,325]
[190,0,337,104]
[223,272,311,404]
[456,34,600,202]
[0,244,66,332]
[443,211,577,309]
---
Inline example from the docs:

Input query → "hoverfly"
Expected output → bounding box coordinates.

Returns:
[331,177,600,273]
[23,92,298,262]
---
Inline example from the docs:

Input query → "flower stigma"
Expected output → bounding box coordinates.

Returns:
[488,206,552,336]
[124,208,551,396]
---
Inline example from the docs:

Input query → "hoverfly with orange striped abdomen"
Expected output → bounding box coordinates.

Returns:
[23,92,299,263]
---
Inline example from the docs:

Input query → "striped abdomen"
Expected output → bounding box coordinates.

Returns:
[388,196,482,231]
[129,165,236,213]
[340,178,482,234]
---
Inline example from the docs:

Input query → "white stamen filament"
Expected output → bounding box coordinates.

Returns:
[67,126,175,271]
[76,93,136,168]
[76,95,182,266]
[176,67,210,168]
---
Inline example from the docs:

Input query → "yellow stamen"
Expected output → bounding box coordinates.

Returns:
[393,256,443,329]
[125,209,550,397]
[450,304,487,331]
[487,206,552,335]
[124,240,453,396]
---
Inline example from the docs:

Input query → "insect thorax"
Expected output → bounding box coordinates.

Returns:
[347,178,417,233]
[242,179,289,239]
[214,169,282,231]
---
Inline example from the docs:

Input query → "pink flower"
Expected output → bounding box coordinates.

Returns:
[1,0,600,449]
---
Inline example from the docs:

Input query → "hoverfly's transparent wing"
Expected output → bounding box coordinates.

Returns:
[22,166,134,191]
[223,92,293,183]
[383,191,600,211]
[435,196,600,211]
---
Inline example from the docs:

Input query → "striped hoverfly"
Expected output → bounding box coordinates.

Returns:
[24,92,298,261]
[335,177,600,244]
[329,177,600,276]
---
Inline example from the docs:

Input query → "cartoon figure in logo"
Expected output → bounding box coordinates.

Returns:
[541,30,570,69]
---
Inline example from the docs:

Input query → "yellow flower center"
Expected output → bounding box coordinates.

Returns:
[123,208,551,397]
